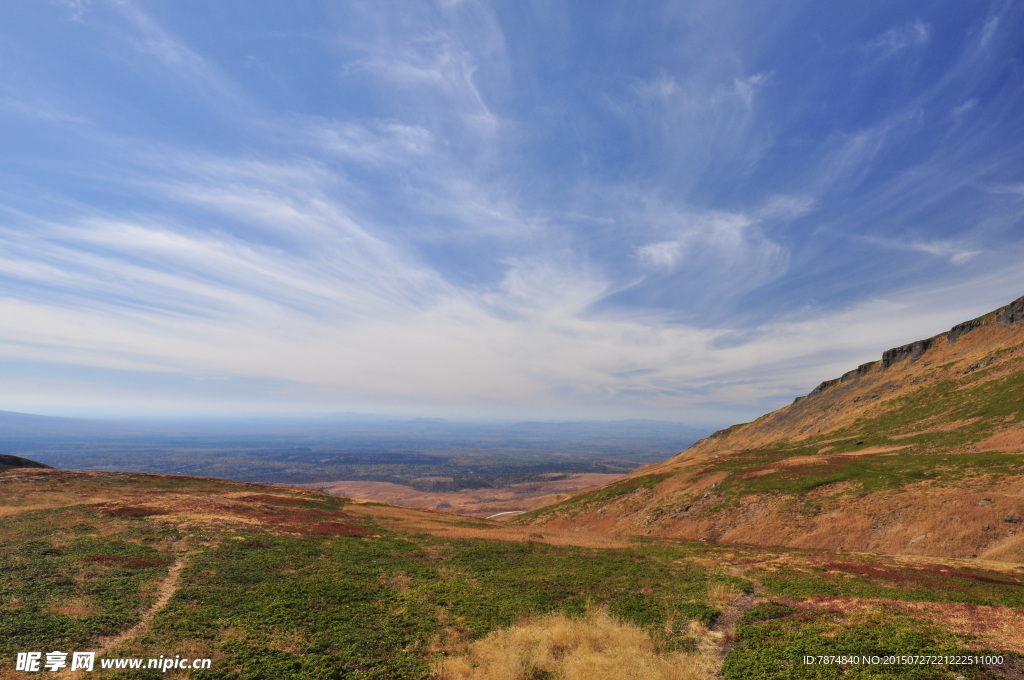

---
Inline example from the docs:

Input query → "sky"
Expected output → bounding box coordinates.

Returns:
[0,1,1022,424]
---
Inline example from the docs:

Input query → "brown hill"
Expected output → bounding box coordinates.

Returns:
[519,295,1024,563]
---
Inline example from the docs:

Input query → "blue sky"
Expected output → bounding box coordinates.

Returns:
[0,1,1022,423]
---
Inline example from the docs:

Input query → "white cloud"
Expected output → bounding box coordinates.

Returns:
[632,74,680,101]
[105,2,256,121]
[343,22,504,141]
[630,201,786,297]
[733,72,772,109]
[313,120,434,164]
[950,98,979,122]
[865,236,981,265]
[868,19,931,58]
[51,0,90,21]
[990,183,1024,198]
[635,241,683,270]
[979,16,999,50]
[755,195,816,221]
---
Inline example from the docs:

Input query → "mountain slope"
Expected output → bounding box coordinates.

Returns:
[520,295,1024,562]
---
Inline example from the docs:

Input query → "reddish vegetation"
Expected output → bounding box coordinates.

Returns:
[100,505,172,518]
[0,471,377,539]
[812,560,1022,589]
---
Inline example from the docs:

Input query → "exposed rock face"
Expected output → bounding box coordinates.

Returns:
[840,362,877,383]
[882,338,935,368]
[0,454,55,473]
[831,293,1024,383]
[809,378,839,396]
[694,294,1024,448]
[948,319,986,343]
[997,296,1024,326]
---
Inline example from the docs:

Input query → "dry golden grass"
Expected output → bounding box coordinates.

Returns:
[974,425,1024,453]
[435,608,717,680]
[705,582,743,609]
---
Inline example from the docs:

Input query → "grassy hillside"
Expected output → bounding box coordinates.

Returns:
[3,468,1022,678]
[517,296,1024,562]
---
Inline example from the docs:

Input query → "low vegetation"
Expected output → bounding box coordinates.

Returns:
[724,603,1008,679]
[517,474,671,522]
[2,469,1021,679]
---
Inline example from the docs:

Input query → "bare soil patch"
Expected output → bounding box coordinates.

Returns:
[311,473,627,517]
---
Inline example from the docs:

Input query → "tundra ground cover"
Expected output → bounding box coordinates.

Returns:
[2,470,1021,679]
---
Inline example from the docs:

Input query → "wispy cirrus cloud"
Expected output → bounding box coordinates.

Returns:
[863,236,982,266]
[867,19,930,59]
[0,0,1022,422]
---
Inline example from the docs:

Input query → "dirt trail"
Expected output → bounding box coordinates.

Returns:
[49,550,189,678]
[95,553,187,653]
[705,579,762,678]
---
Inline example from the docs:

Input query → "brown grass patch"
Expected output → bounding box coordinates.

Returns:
[974,427,1024,453]
[705,582,744,609]
[232,494,314,506]
[435,608,717,680]
[890,418,980,439]
[382,573,412,593]
[49,597,96,618]
[81,555,170,568]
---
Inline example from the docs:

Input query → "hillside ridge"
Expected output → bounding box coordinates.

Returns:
[696,293,1024,450]
[0,454,55,473]
[520,293,1024,563]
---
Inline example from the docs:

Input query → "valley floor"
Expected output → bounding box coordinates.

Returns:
[306,472,627,518]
